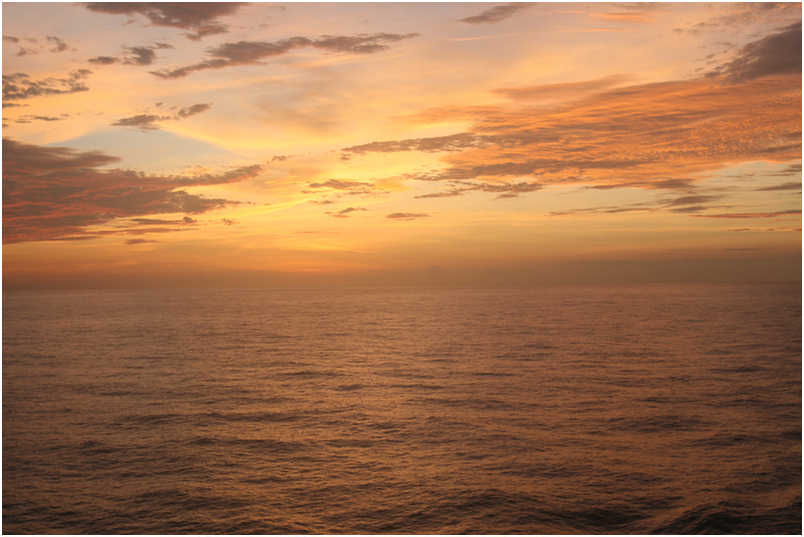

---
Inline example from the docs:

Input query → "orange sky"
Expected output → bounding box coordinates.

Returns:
[2,2,801,288]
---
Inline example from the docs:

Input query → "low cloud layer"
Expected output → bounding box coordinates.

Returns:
[3,138,262,243]
[151,33,419,78]
[345,25,800,198]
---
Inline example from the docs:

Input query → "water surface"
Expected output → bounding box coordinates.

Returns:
[3,284,801,533]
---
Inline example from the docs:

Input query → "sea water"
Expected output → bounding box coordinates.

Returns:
[3,284,801,533]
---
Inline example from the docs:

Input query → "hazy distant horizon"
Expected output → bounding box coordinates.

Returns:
[4,251,802,290]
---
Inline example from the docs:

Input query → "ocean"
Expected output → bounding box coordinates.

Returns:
[3,284,801,533]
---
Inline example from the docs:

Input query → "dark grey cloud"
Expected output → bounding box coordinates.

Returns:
[46,36,68,53]
[176,103,211,118]
[3,35,19,43]
[112,114,170,130]
[460,3,532,24]
[85,2,246,40]
[90,42,174,67]
[88,56,118,65]
[126,238,158,245]
[3,138,262,243]
[3,69,92,101]
[151,33,419,78]
[112,103,212,130]
[709,21,802,82]
[124,46,157,65]
[387,212,429,220]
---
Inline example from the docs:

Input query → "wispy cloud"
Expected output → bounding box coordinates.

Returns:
[151,33,419,78]
[112,103,212,130]
[460,3,532,24]
[693,210,801,219]
[346,24,800,199]
[387,212,430,220]
[88,42,174,66]
[327,206,367,218]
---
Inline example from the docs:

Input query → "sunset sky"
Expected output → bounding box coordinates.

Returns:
[2,2,802,288]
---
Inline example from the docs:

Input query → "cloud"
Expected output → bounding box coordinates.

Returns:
[308,179,373,190]
[3,69,92,101]
[3,138,262,243]
[414,180,543,199]
[177,103,211,118]
[387,212,429,220]
[756,182,801,191]
[85,2,246,40]
[112,103,212,130]
[674,3,799,36]
[343,133,482,156]
[89,42,174,67]
[88,56,118,65]
[347,31,799,196]
[693,210,801,219]
[15,114,68,124]
[708,22,802,82]
[663,195,722,207]
[125,238,158,245]
[46,36,68,53]
[111,114,171,130]
[768,163,802,176]
[460,3,532,24]
[130,216,197,225]
[151,33,419,78]
[3,34,71,55]
[123,46,157,66]
[586,178,695,190]
[327,206,366,218]
[414,189,465,199]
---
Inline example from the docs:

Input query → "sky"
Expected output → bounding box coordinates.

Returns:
[2,1,802,288]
